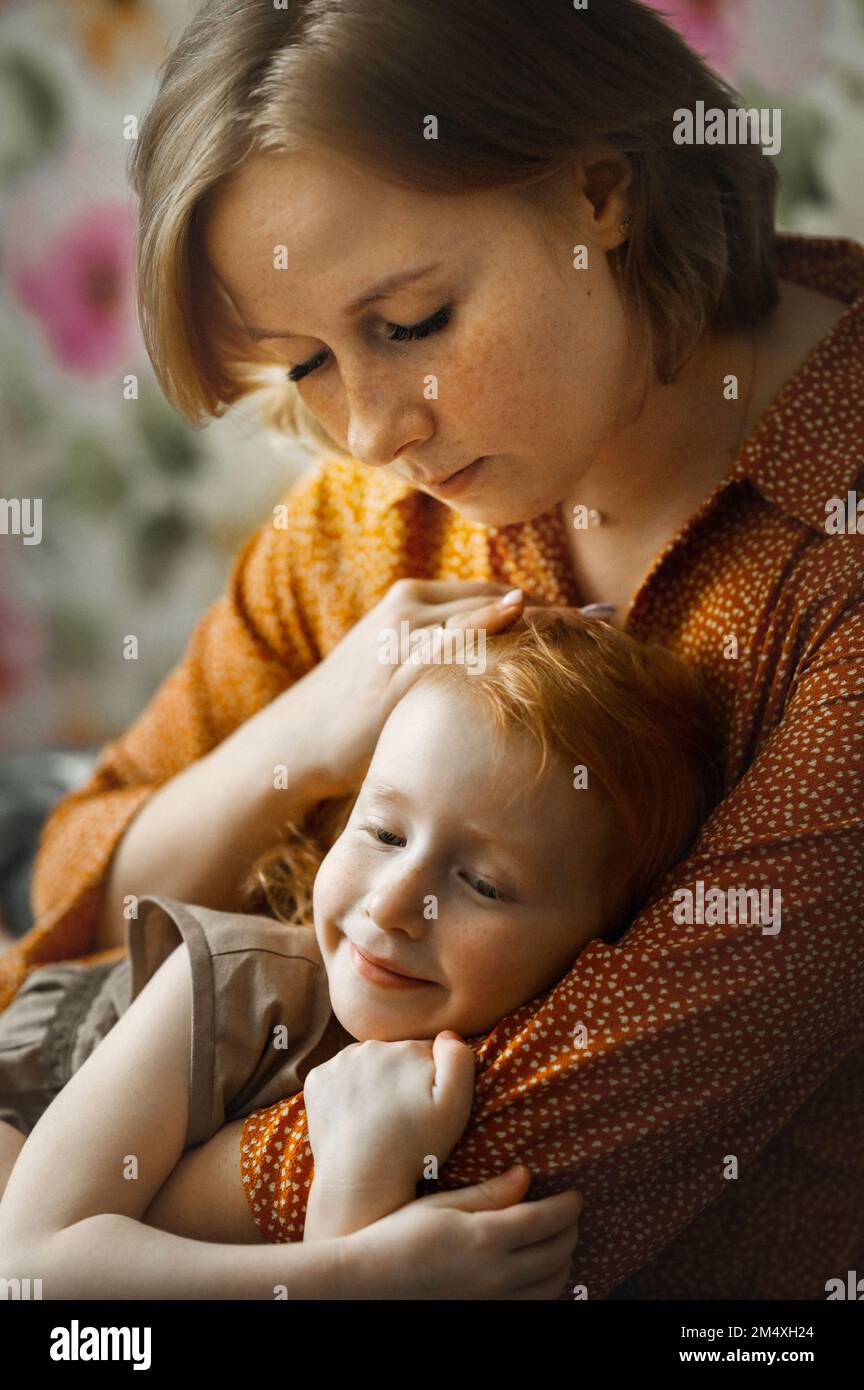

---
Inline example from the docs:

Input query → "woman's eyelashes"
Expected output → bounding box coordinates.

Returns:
[365,822,503,901]
[285,305,453,384]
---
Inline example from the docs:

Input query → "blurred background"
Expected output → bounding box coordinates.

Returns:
[0,0,863,934]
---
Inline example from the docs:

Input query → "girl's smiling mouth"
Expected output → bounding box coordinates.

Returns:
[349,942,437,989]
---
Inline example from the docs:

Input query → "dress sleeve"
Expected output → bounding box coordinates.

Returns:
[0,462,330,1013]
[240,596,864,1294]
[124,894,349,1150]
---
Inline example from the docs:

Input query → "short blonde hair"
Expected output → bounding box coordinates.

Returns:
[129,0,780,438]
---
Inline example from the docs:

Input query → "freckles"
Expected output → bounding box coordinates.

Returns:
[445,350,492,400]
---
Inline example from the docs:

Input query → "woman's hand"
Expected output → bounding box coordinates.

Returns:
[515,601,617,633]
[272,578,541,796]
[303,1031,477,1237]
[341,1164,584,1301]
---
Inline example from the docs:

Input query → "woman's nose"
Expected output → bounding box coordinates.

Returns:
[344,379,431,467]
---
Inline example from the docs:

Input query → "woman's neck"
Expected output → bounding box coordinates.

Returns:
[563,321,759,540]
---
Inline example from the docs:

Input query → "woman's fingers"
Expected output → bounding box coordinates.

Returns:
[505,1217,581,1285]
[418,1163,534,1216]
[497,1194,582,1299]
[488,1185,584,1248]
[502,1263,576,1301]
[408,579,527,606]
[431,591,529,632]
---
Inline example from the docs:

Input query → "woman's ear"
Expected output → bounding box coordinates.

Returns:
[577,153,634,251]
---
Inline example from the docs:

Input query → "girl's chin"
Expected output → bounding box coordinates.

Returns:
[338,1016,424,1044]
[329,987,427,1042]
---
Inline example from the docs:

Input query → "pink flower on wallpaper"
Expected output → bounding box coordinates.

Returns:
[10,201,137,374]
[645,0,746,76]
[644,0,837,91]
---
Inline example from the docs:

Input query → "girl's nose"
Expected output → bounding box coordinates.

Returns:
[363,875,432,938]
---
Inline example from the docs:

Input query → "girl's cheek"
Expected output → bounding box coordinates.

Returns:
[315,841,369,916]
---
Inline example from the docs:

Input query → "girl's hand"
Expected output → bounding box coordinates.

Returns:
[342,1164,584,1301]
[304,1032,476,1205]
[273,578,540,796]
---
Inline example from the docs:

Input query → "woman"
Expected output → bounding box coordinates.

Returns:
[2,0,862,1299]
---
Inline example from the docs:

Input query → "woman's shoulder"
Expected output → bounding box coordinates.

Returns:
[750,276,859,424]
[236,452,424,608]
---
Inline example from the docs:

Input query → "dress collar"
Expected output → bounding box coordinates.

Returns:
[726,234,864,533]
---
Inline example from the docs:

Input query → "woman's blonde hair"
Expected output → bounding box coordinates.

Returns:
[241,616,726,942]
[129,0,779,440]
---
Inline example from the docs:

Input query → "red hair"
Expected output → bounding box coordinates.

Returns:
[241,616,724,942]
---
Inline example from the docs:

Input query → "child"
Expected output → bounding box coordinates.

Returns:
[0,614,722,1296]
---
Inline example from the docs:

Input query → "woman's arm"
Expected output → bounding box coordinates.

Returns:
[92,688,333,946]
[13,466,329,973]
[140,1118,265,1244]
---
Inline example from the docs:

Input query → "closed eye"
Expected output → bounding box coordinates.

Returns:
[374,827,403,846]
[286,305,452,384]
[364,823,503,901]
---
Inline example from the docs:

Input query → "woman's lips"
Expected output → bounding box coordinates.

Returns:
[425,456,489,499]
[349,942,435,990]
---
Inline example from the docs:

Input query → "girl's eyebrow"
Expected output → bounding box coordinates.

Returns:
[364,781,525,868]
[246,260,445,342]
[363,780,409,807]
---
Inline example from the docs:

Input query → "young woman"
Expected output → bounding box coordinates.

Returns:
[2,0,861,1299]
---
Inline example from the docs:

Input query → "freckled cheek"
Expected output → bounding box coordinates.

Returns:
[446,337,537,425]
[312,843,363,941]
[445,929,517,991]
[298,384,346,441]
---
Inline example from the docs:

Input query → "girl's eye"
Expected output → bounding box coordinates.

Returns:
[374,826,403,846]
[286,305,452,384]
[367,823,502,901]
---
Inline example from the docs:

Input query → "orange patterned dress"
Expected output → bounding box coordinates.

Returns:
[4,233,863,1300]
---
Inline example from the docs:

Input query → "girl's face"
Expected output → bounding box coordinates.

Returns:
[312,681,615,1041]
[203,147,635,528]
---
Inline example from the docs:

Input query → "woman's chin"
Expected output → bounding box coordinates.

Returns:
[456,494,556,528]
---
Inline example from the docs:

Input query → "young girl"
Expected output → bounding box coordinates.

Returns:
[0,613,722,1296]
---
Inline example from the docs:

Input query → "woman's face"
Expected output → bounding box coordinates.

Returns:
[312,680,614,1041]
[204,148,635,527]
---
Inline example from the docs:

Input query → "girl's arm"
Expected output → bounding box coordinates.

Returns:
[0,945,346,1298]
[0,946,582,1300]
[140,1118,265,1244]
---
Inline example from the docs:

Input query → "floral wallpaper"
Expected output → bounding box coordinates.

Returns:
[1,0,863,750]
